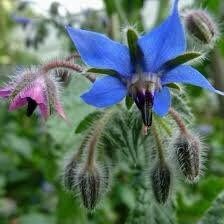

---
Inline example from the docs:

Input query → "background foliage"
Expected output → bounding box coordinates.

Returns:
[0,0,224,223]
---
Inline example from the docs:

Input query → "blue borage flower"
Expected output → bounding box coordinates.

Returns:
[11,14,32,26]
[66,0,224,127]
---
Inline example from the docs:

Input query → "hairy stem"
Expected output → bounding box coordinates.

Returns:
[65,53,80,61]
[210,48,224,115]
[152,125,164,162]
[85,109,114,169]
[169,107,189,136]
[42,59,96,82]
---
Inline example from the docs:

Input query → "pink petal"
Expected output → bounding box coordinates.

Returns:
[9,96,27,111]
[39,103,49,120]
[0,86,12,98]
[19,78,46,104]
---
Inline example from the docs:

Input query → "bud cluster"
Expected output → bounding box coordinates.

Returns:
[148,108,206,205]
[63,153,110,210]
[62,113,112,210]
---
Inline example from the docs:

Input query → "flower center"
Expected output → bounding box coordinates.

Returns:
[127,73,161,127]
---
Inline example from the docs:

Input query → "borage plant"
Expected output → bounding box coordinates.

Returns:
[1,0,223,221]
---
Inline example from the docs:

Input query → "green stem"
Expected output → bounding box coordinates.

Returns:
[151,125,164,162]
[42,59,96,82]
[169,107,189,136]
[114,0,128,25]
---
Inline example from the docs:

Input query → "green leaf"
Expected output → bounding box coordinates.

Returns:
[125,96,134,110]
[87,68,118,76]
[164,51,202,69]
[126,28,139,61]
[198,190,224,224]
[166,83,182,91]
[75,111,102,133]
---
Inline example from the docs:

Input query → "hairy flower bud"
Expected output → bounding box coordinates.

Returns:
[183,9,219,44]
[173,133,202,182]
[76,164,108,210]
[151,161,171,204]
[63,153,80,191]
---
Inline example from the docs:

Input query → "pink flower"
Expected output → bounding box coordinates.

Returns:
[0,68,66,120]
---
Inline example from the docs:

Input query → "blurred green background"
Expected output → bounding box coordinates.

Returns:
[0,0,224,223]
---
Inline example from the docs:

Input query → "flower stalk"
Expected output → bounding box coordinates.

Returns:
[151,124,165,162]
[169,107,189,136]
[41,59,96,82]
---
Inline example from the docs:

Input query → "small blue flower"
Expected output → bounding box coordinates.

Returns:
[11,14,32,27]
[66,0,223,126]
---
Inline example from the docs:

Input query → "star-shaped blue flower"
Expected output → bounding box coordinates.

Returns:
[66,0,223,126]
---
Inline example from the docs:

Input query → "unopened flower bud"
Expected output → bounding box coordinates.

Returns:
[151,161,171,204]
[76,164,107,210]
[63,153,80,191]
[183,9,219,44]
[174,133,202,182]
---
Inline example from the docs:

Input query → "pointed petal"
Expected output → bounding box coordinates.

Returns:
[19,82,46,104]
[153,87,171,116]
[21,78,50,118]
[38,103,49,119]
[0,86,12,98]
[9,97,27,111]
[81,76,127,108]
[161,65,224,95]
[55,100,67,120]
[138,0,186,72]
[9,77,50,118]
[66,26,133,77]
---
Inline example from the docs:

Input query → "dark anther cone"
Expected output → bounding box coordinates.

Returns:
[26,97,37,117]
[134,90,153,127]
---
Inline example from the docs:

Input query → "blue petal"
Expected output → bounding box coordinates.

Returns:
[66,26,133,78]
[161,65,224,95]
[138,0,186,73]
[153,87,171,116]
[81,76,127,108]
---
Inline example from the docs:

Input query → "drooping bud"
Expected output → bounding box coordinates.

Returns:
[76,164,106,210]
[173,132,202,183]
[151,161,171,204]
[63,153,80,191]
[183,9,219,44]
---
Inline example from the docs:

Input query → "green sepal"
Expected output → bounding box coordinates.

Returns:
[166,83,182,91]
[125,96,134,110]
[86,68,118,76]
[75,111,102,134]
[126,28,139,61]
[164,51,202,69]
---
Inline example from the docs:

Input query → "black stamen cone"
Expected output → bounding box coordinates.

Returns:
[134,90,153,127]
[26,97,37,117]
